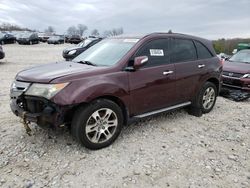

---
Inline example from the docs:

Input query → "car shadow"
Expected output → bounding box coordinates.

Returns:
[17,108,186,152]
[220,88,250,102]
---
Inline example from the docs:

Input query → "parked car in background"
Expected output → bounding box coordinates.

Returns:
[0,45,5,59]
[222,49,250,94]
[17,33,39,45]
[68,35,82,44]
[63,37,102,60]
[64,35,71,43]
[0,33,16,45]
[38,33,51,42]
[10,33,222,149]
[217,53,230,61]
[47,35,64,44]
[14,33,23,41]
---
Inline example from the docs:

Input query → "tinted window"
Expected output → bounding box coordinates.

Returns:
[135,39,169,67]
[195,41,213,59]
[170,38,197,63]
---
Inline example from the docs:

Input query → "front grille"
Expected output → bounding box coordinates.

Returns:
[25,97,46,113]
[223,71,244,78]
[223,77,242,87]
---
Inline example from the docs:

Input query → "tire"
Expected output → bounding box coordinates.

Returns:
[189,82,217,116]
[71,99,124,150]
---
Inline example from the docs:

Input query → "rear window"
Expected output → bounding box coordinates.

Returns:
[195,41,213,59]
[170,38,197,63]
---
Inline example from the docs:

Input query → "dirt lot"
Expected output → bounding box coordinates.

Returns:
[0,43,250,188]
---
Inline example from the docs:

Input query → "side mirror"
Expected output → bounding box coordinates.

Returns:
[133,56,148,70]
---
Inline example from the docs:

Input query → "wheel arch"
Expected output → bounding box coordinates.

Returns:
[70,95,129,126]
[206,77,220,95]
[93,95,129,125]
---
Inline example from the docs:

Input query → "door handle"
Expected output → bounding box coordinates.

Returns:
[198,64,205,68]
[163,71,174,75]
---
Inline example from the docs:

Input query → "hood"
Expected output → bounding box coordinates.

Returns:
[223,61,250,74]
[63,46,84,52]
[16,61,102,83]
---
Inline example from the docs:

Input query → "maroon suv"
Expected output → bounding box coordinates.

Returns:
[10,33,222,149]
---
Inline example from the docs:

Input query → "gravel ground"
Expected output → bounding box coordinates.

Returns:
[0,43,250,188]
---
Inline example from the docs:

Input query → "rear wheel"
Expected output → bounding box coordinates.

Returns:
[188,82,217,116]
[71,99,123,150]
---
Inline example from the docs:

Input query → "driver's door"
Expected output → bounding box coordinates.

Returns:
[128,38,176,115]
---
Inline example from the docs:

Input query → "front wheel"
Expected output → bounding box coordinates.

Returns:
[71,99,124,150]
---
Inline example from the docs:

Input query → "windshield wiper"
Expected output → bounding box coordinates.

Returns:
[76,60,97,66]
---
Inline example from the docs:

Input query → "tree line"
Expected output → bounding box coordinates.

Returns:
[213,38,250,55]
[0,22,124,37]
[65,24,123,37]
[0,23,34,32]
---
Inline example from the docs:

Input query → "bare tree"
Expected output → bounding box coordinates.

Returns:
[91,29,99,36]
[168,29,173,34]
[45,26,55,33]
[103,27,124,37]
[77,24,88,36]
[67,26,78,35]
[0,22,33,31]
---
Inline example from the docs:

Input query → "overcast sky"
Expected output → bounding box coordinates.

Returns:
[0,0,249,39]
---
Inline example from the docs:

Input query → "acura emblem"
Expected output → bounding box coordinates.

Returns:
[228,72,234,77]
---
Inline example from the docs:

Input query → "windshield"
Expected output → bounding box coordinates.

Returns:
[49,36,60,40]
[0,33,4,38]
[77,39,93,47]
[21,33,32,38]
[229,50,250,64]
[73,38,139,66]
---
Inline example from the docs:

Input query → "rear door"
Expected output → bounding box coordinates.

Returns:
[170,38,199,103]
[128,38,177,115]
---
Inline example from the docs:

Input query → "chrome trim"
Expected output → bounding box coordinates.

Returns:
[198,64,205,68]
[222,75,240,79]
[243,74,250,78]
[134,102,191,118]
[163,71,174,75]
[222,83,241,89]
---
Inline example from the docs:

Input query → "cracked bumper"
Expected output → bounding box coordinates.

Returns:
[10,94,72,128]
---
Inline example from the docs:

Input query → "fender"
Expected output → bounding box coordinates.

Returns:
[52,71,130,107]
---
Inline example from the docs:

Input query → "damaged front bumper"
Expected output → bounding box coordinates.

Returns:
[222,76,250,93]
[10,81,73,128]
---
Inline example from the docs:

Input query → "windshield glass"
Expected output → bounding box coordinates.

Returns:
[73,38,139,66]
[49,36,60,40]
[0,33,4,38]
[77,39,93,47]
[21,33,32,38]
[229,50,250,63]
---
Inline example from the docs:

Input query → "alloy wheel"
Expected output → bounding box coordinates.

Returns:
[85,108,118,143]
[202,87,215,110]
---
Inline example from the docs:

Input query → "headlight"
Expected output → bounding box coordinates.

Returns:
[243,74,250,78]
[25,83,69,99]
[68,50,77,55]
